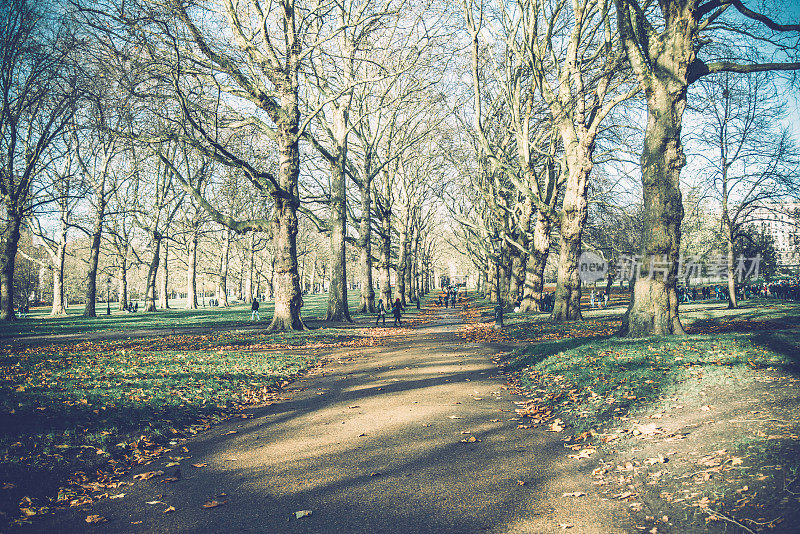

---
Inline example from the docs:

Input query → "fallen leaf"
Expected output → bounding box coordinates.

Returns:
[203,500,227,509]
[558,523,574,530]
[549,420,564,432]
[517,480,526,486]
[562,491,586,497]
[85,515,107,524]
[109,493,126,500]
[191,463,207,468]
[460,436,480,443]
[146,500,164,505]
[133,470,164,481]
[163,506,176,514]
[294,510,312,519]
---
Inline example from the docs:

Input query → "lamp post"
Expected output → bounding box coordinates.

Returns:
[106,277,111,316]
[491,233,503,329]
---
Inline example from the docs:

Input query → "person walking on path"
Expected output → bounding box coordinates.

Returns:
[392,298,402,326]
[251,298,260,321]
[376,299,387,326]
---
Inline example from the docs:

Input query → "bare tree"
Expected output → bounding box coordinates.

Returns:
[0,0,79,319]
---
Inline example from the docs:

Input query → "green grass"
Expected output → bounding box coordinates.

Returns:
[0,344,316,472]
[502,300,800,434]
[0,290,381,339]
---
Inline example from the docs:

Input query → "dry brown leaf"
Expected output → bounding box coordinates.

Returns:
[203,499,227,509]
[558,523,574,529]
[191,463,208,468]
[562,491,586,497]
[133,470,164,481]
[85,515,107,524]
[163,506,176,514]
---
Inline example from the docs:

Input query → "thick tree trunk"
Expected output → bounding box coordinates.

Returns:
[379,210,392,307]
[218,229,230,307]
[83,199,106,318]
[508,247,525,305]
[520,211,552,312]
[620,84,686,336]
[326,155,352,322]
[267,196,304,330]
[396,225,407,306]
[51,243,67,316]
[726,225,737,309]
[159,240,169,309]
[245,234,255,303]
[265,98,305,331]
[404,237,413,304]
[118,262,128,311]
[551,158,591,322]
[0,214,22,320]
[358,163,375,313]
[186,230,198,309]
[144,234,161,312]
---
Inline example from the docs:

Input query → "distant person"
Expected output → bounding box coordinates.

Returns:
[603,290,609,307]
[376,298,386,326]
[443,288,449,308]
[392,298,402,326]
[251,298,260,321]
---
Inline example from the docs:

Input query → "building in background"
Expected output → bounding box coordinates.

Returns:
[752,202,800,270]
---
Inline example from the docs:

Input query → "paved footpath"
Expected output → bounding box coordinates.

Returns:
[18,308,630,534]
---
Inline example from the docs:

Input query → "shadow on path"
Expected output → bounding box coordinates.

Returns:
[17,307,631,534]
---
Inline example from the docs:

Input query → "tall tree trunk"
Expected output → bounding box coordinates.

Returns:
[144,233,161,312]
[118,261,128,311]
[620,82,687,336]
[245,234,255,303]
[83,197,106,318]
[379,209,392,307]
[0,214,22,320]
[159,239,170,309]
[266,104,305,331]
[404,236,413,304]
[51,242,67,316]
[186,229,198,309]
[551,158,591,322]
[326,142,352,322]
[218,229,230,307]
[358,172,375,312]
[725,218,737,309]
[508,247,525,305]
[396,225,407,306]
[520,211,552,312]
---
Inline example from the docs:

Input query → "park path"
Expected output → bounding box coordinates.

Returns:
[17,307,630,534]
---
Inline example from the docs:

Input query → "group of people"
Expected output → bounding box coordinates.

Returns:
[589,289,609,308]
[436,286,459,308]
[754,279,800,301]
[375,297,403,326]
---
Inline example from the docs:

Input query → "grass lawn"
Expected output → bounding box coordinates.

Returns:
[478,298,800,533]
[0,290,379,339]
[0,290,425,525]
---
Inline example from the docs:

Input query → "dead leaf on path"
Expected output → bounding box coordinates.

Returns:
[549,420,564,432]
[558,523,574,530]
[730,456,743,466]
[568,448,595,460]
[633,423,662,436]
[562,491,586,497]
[645,455,667,465]
[461,436,480,443]
[225,430,238,435]
[348,405,360,409]
[202,500,227,509]
[517,480,526,486]
[133,470,164,481]
[85,515,107,524]
[109,493,126,500]
[163,506,175,514]
[146,500,164,505]
[294,510,312,519]
[161,477,180,483]
[191,463,207,468]
[448,415,462,419]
